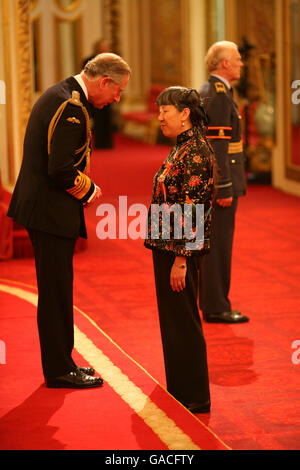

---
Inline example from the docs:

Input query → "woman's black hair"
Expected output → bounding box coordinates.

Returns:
[156,86,209,130]
[157,86,217,196]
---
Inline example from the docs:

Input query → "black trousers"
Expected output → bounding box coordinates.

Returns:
[152,249,210,406]
[199,197,238,315]
[28,229,77,379]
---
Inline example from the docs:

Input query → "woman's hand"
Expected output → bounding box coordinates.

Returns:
[170,256,187,292]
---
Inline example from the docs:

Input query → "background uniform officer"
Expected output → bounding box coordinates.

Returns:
[7,53,130,387]
[198,41,248,324]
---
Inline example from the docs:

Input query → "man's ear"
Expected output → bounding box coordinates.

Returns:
[98,76,111,88]
[221,58,229,71]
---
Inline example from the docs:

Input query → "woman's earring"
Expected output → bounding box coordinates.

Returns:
[182,122,185,127]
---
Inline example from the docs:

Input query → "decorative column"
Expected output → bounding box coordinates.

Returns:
[15,0,33,152]
[104,0,121,55]
[1,0,33,184]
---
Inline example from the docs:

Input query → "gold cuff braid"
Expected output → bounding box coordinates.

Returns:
[66,170,92,200]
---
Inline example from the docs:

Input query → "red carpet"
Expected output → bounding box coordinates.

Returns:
[0,280,227,451]
[1,133,300,450]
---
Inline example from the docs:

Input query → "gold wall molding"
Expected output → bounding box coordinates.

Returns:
[31,14,42,93]
[103,0,121,55]
[15,0,33,153]
[1,0,15,183]
[150,0,190,87]
[55,0,81,12]
[30,0,39,10]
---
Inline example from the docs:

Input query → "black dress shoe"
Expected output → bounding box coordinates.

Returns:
[204,310,249,324]
[185,401,211,414]
[45,369,104,389]
[77,366,95,376]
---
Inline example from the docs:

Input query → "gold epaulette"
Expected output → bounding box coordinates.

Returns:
[70,90,81,105]
[214,82,226,93]
[47,90,91,174]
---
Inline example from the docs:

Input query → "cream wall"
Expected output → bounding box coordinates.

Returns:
[120,0,208,104]
[119,0,151,101]
[30,0,103,91]
[189,0,207,89]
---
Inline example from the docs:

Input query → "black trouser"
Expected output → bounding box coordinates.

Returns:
[152,249,210,406]
[28,229,77,379]
[199,197,238,316]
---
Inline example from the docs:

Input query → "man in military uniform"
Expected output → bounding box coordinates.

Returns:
[8,53,131,387]
[198,41,248,323]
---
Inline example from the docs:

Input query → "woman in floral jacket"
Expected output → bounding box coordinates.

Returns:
[144,86,214,413]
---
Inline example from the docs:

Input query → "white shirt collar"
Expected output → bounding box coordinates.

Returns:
[74,74,88,100]
[211,74,231,90]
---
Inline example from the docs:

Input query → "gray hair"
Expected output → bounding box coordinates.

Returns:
[83,52,131,84]
[205,41,238,72]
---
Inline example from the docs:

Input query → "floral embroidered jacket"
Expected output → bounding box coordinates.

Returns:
[144,126,214,257]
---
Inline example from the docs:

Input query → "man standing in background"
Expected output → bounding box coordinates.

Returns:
[199,41,248,324]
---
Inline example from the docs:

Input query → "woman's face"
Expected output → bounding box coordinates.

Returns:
[158,105,189,138]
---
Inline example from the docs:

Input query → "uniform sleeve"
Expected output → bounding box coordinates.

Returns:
[206,93,233,199]
[48,103,95,203]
